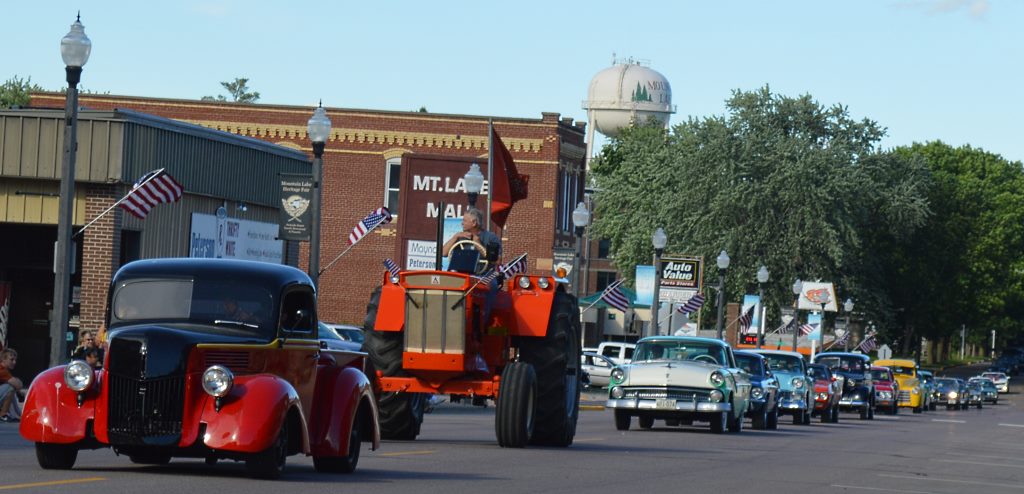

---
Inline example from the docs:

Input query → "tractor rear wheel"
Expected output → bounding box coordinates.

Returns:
[495,362,537,448]
[519,291,581,447]
[362,286,426,440]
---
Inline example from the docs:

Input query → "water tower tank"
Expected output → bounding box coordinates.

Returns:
[583,60,675,138]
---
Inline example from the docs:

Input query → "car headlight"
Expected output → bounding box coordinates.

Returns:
[948,391,958,399]
[64,360,94,392]
[751,387,765,399]
[611,368,625,383]
[710,371,726,387]
[792,377,805,389]
[536,277,550,289]
[816,392,828,401]
[610,386,625,399]
[709,389,725,402]
[202,365,234,398]
[518,276,532,289]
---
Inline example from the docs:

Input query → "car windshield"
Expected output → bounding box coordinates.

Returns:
[335,327,365,343]
[808,366,830,380]
[890,365,915,376]
[735,354,763,376]
[762,354,804,373]
[935,379,957,392]
[816,356,866,373]
[982,373,1005,380]
[633,340,727,366]
[111,278,274,338]
[870,369,892,381]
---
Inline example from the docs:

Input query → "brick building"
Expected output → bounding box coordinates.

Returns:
[28,93,588,329]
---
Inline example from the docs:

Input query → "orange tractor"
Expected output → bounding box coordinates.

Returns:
[361,245,581,448]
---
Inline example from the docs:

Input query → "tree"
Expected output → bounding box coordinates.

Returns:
[1,75,43,108]
[202,77,260,103]
[589,86,932,330]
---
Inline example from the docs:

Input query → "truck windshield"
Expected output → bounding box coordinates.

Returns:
[111,278,274,336]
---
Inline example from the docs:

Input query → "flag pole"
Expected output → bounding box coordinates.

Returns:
[318,243,357,276]
[486,119,494,230]
[73,168,166,238]
[582,279,624,313]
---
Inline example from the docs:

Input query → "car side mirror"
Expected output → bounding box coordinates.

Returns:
[287,309,311,331]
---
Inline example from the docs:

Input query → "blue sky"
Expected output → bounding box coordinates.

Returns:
[5,0,1021,163]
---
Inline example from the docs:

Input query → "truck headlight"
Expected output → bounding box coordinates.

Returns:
[64,360,94,392]
[912,388,919,394]
[202,365,234,398]
[710,371,726,387]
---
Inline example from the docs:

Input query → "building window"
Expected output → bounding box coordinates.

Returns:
[385,157,401,217]
[596,271,617,292]
[597,239,611,259]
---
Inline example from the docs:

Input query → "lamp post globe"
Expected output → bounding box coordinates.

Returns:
[756,265,769,349]
[570,202,590,302]
[714,249,729,341]
[843,298,854,351]
[791,279,803,352]
[464,163,485,207]
[649,228,667,337]
[306,104,332,288]
[51,14,92,366]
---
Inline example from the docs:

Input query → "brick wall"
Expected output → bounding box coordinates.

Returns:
[80,184,121,335]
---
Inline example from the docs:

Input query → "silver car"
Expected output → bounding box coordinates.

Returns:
[582,352,616,388]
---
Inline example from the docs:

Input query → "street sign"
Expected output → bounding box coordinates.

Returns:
[878,344,892,360]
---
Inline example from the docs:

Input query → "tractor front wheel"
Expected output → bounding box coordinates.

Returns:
[495,362,537,448]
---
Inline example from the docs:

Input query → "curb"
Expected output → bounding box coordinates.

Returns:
[580,404,606,411]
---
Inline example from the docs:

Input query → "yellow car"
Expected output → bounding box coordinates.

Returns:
[874,359,925,413]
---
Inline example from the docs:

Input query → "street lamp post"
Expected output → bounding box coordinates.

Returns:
[571,202,590,301]
[50,15,91,367]
[714,250,730,341]
[756,265,769,349]
[791,279,803,352]
[464,163,485,208]
[650,228,667,337]
[306,103,332,288]
[843,298,854,352]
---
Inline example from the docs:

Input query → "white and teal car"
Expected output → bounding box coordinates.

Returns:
[752,350,814,425]
[606,337,751,434]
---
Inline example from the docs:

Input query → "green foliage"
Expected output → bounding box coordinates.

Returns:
[590,86,932,329]
[1,75,43,108]
[202,77,260,103]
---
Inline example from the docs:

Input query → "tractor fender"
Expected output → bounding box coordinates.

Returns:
[309,366,380,456]
[19,366,99,444]
[507,277,559,337]
[373,279,405,332]
[200,374,307,454]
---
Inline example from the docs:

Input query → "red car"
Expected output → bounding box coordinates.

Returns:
[808,363,840,423]
[870,366,900,415]
[20,259,380,479]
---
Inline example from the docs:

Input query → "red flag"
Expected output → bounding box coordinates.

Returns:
[489,127,528,229]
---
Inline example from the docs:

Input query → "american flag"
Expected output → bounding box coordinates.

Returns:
[598,279,630,312]
[482,253,529,284]
[118,169,183,219]
[383,258,401,278]
[858,334,877,353]
[773,318,797,335]
[833,330,851,346]
[799,323,817,336]
[348,207,392,245]
[738,304,756,333]
[676,293,706,314]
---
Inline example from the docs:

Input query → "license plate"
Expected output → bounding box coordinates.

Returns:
[655,398,676,409]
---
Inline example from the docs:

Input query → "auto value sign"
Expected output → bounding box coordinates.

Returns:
[658,256,703,303]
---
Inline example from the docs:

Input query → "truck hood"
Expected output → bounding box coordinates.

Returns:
[107,323,269,379]
[623,360,720,388]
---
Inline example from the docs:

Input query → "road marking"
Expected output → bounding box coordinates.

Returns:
[830,485,935,494]
[879,473,1024,489]
[945,452,1024,462]
[377,450,437,457]
[0,478,106,491]
[933,458,1023,468]
[930,419,965,423]
[999,423,1024,428]
[572,437,606,443]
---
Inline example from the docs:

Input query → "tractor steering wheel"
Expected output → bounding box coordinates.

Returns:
[449,238,490,275]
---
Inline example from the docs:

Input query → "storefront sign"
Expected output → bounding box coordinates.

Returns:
[657,255,703,303]
[190,213,283,264]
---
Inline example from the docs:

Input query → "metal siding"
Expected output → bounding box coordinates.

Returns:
[0,178,87,224]
[0,114,122,182]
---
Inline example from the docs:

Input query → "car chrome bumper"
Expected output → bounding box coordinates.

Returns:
[606,398,732,413]
[779,398,807,410]
[839,399,868,407]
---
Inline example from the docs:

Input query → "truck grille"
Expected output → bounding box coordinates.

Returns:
[107,374,185,446]
[623,387,710,402]
[898,390,911,403]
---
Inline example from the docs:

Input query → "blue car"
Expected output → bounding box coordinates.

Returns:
[735,351,780,430]
[752,350,813,425]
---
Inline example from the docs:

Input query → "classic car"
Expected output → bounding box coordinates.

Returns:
[808,363,841,423]
[735,350,780,430]
[870,366,899,415]
[20,259,380,479]
[981,371,1010,393]
[965,381,985,409]
[933,377,966,410]
[812,352,874,420]
[323,323,366,344]
[582,352,617,388]
[918,369,937,411]
[752,350,813,425]
[969,377,999,404]
[607,336,751,434]
[874,358,925,413]
[318,321,362,352]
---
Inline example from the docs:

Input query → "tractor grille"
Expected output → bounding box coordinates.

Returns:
[404,288,465,354]
[623,387,710,402]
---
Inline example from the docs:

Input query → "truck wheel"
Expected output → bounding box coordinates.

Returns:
[519,291,581,447]
[614,410,631,430]
[362,287,426,440]
[638,416,654,429]
[35,443,78,470]
[246,423,287,480]
[314,408,361,473]
[495,362,537,448]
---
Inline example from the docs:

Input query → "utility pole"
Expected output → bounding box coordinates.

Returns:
[960,324,965,360]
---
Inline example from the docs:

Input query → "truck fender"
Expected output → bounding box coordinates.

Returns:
[19,366,98,444]
[309,366,380,457]
[200,374,307,454]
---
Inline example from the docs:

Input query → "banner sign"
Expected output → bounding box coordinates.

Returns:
[190,213,283,264]
[635,265,655,306]
[742,294,761,335]
[797,281,838,312]
[278,174,314,241]
[553,247,575,282]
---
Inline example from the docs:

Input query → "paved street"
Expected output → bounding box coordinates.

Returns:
[3,363,1024,493]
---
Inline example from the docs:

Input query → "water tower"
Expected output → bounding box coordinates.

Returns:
[582,57,675,169]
